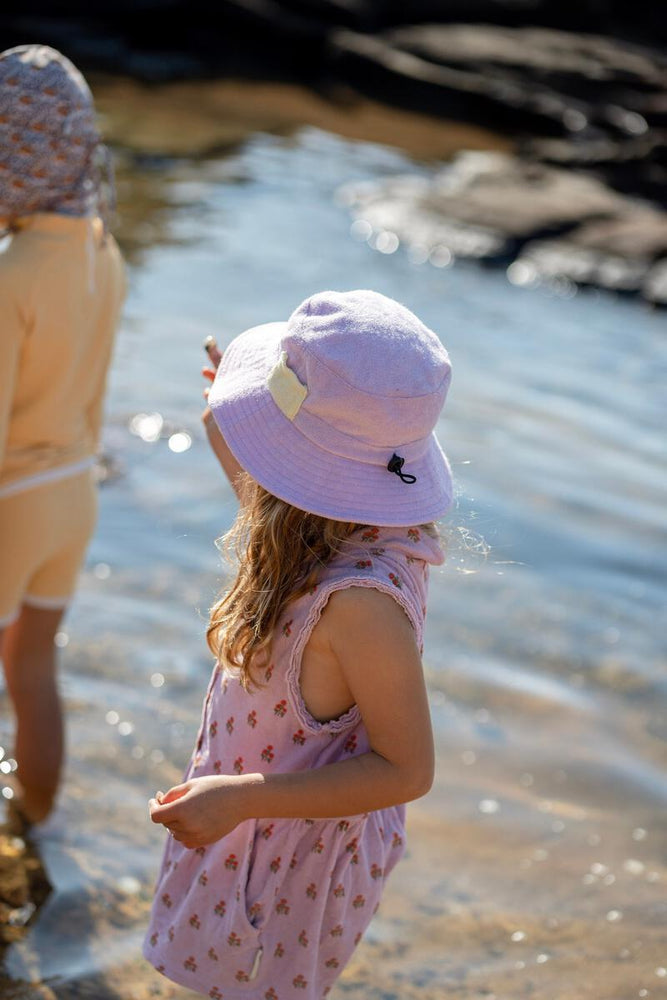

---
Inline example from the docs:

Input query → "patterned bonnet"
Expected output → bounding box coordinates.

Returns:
[0,44,111,220]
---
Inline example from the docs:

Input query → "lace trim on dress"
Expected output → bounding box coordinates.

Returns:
[286,574,423,736]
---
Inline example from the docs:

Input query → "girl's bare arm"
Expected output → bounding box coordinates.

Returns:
[245,586,434,812]
[201,404,244,498]
[150,588,435,847]
[201,340,244,497]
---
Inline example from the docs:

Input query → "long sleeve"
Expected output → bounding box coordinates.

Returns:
[0,276,26,476]
[84,237,126,448]
[84,324,115,449]
[0,216,126,490]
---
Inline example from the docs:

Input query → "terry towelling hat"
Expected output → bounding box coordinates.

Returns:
[209,289,453,526]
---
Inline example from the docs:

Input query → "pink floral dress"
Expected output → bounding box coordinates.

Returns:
[144,526,443,1000]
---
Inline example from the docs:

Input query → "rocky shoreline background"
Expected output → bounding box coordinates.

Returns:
[1,1,666,303]
[0,826,51,997]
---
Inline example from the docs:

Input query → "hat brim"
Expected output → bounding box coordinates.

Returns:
[209,322,453,526]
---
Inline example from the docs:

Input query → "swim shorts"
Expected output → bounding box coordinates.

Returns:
[0,467,97,627]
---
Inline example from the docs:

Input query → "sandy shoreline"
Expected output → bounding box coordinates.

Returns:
[2,766,665,1000]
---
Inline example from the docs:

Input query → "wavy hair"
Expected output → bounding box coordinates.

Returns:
[207,476,364,689]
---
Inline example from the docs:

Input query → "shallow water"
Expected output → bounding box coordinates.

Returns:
[1,80,666,1000]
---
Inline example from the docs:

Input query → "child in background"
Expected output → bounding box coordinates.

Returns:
[0,45,125,822]
[146,289,452,999]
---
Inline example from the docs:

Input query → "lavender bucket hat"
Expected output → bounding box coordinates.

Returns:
[209,289,453,526]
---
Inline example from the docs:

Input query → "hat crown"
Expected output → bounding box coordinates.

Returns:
[209,289,454,525]
[281,290,451,451]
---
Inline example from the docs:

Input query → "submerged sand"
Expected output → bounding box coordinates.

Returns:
[1,753,664,1000]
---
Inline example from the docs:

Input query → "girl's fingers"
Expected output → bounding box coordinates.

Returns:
[148,792,168,813]
[151,800,183,824]
[150,783,191,823]
[161,783,191,804]
[203,338,223,368]
[149,797,173,817]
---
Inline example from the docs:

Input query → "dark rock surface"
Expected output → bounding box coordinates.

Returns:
[1,5,664,202]
[330,25,667,207]
[2,2,665,300]
[339,151,667,303]
[0,825,51,962]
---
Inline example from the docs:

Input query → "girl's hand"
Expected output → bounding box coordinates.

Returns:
[202,335,222,401]
[199,337,245,494]
[149,774,247,849]
[203,335,222,369]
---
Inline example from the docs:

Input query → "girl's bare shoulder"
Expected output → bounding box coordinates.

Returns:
[320,585,417,646]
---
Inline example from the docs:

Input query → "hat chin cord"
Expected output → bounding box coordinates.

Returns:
[387,453,417,484]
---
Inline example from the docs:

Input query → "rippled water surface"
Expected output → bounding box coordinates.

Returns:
[1,81,666,1000]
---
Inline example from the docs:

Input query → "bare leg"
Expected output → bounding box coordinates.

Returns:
[1,605,66,823]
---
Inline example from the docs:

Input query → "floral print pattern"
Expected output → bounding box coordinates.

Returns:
[145,527,442,999]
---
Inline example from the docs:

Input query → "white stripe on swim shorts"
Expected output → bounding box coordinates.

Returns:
[23,594,70,611]
[0,456,95,500]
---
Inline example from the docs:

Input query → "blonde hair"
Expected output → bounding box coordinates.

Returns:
[208,476,440,689]
[207,477,363,689]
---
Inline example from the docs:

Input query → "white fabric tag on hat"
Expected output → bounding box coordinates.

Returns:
[267,351,308,421]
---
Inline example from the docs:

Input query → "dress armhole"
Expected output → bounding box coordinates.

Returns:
[285,574,423,736]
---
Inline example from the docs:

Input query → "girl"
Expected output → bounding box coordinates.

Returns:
[146,289,453,999]
[0,45,125,822]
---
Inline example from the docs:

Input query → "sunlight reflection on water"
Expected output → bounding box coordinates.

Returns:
[1,110,665,1000]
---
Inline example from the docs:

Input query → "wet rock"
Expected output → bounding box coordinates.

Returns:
[526,131,667,207]
[384,24,664,97]
[515,209,667,293]
[514,240,649,293]
[1,6,665,202]
[0,827,52,954]
[1,3,664,270]
[340,170,509,260]
[340,151,667,301]
[341,151,624,255]
[330,24,667,205]
[644,259,667,306]
[330,28,573,137]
